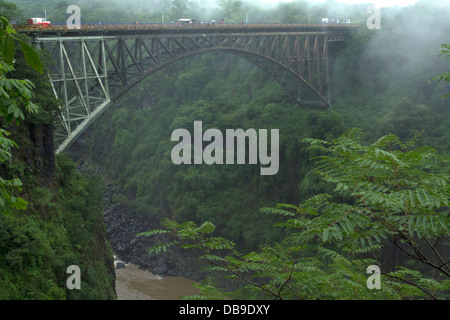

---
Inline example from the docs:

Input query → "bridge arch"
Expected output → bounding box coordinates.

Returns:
[53,46,327,153]
[111,46,328,106]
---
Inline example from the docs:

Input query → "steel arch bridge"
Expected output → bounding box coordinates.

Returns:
[21,23,358,153]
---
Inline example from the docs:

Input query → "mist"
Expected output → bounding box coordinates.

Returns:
[335,1,450,101]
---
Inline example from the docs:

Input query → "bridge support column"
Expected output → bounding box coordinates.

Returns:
[37,36,112,150]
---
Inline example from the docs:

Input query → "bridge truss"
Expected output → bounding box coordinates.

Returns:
[26,25,356,153]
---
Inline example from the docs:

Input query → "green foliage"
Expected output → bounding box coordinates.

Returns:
[0,15,115,299]
[300,131,449,269]
[112,193,128,205]
[0,2,22,22]
[332,5,450,151]
[431,44,450,98]
[0,16,42,214]
[54,154,116,300]
[144,130,449,300]
[218,0,244,22]
[0,19,40,123]
[0,214,66,299]
[0,154,116,299]
[0,128,27,212]
[85,52,346,251]
[378,97,433,142]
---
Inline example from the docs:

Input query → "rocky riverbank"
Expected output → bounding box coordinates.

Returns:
[103,185,178,276]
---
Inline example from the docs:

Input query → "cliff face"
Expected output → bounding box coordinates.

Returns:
[29,122,55,184]
[6,120,55,185]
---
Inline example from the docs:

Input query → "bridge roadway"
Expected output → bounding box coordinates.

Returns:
[19,23,359,38]
[17,23,359,153]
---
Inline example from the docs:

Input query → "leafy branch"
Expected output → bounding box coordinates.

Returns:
[431,43,450,98]
[0,16,43,213]
[141,129,449,299]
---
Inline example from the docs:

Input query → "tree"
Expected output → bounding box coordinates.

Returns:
[0,16,43,213]
[218,0,244,22]
[142,129,450,300]
[0,2,22,22]
[298,129,449,299]
[171,0,188,18]
[432,44,450,99]
[378,97,433,142]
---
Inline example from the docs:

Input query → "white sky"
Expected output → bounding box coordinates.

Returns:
[254,0,447,8]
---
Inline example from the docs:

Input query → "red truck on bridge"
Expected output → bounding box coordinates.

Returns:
[26,17,51,28]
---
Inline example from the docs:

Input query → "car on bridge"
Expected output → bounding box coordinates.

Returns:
[177,19,198,25]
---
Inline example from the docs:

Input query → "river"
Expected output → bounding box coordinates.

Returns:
[67,151,201,300]
[115,263,200,300]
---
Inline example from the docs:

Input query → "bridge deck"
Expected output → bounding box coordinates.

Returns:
[18,23,360,38]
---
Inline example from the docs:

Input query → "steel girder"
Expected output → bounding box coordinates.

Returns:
[35,30,349,153]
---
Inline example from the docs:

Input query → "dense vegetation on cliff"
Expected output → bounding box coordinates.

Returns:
[0,14,116,299]
[85,52,347,250]
[148,129,449,299]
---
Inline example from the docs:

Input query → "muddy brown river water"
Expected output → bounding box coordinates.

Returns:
[115,263,200,300]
